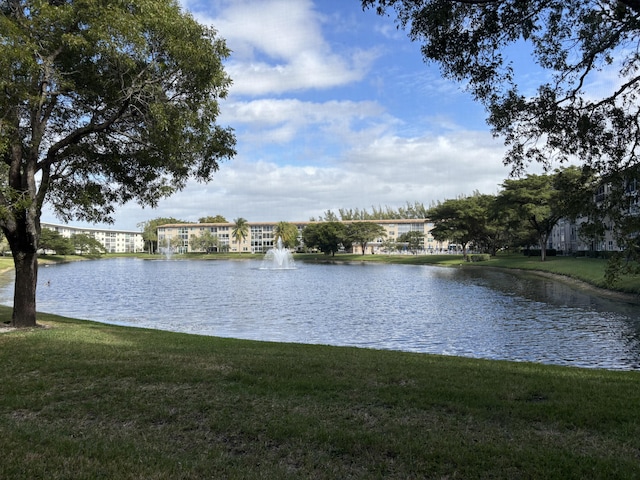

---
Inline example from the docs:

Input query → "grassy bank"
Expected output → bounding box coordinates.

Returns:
[1,310,639,479]
[295,252,640,297]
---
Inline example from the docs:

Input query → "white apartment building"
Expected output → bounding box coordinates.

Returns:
[157,219,447,254]
[42,223,145,253]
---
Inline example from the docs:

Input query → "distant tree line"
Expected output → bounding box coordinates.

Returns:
[308,165,630,268]
[136,164,638,283]
[310,201,432,221]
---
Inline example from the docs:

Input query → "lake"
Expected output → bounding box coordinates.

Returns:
[2,257,640,370]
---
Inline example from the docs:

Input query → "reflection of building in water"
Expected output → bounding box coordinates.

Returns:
[157,219,449,255]
[42,223,145,253]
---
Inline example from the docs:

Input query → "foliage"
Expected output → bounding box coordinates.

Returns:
[576,167,640,283]
[273,221,299,249]
[338,201,429,220]
[231,218,249,251]
[71,234,107,256]
[138,217,187,254]
[302,222,348,256]
[397,230,424,254]
[345,222,387,255]
[495,168,589,261]
[365,0,640,273]
[380,237,399,253]
[428,193,497,257]
[39,229,73,256]
[312,210,340,222]
[363,0,640,178]
[1,0,236,326]
[199,215,228,223]
[189,230,220,253]
[0,237,8,256]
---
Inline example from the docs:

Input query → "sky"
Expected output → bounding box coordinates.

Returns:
[42,0,540,231]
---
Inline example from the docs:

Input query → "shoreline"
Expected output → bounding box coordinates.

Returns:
[300,254,640,305]
[504,267,640,304]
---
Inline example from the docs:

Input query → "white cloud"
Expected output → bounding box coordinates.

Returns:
[43,1,527,231]
[186,0,378,95]
[41,126,511,230]
[111,129,509,225]
[222,98,391,148]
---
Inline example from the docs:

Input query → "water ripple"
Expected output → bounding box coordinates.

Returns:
[2,258,639,370]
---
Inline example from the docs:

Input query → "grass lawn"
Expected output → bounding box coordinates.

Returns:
[0,251,635,477]
[1,309,640,479]
[0,255,13,272]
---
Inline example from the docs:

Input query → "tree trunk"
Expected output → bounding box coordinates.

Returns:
[5,213,41,328]
[539,235,547,262]
[11,250,38,327]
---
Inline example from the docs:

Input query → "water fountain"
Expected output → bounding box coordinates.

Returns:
[261,237,296,269]
[158,237,174,260]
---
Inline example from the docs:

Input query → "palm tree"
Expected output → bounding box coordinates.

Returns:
[231,217,249,252]
[273,221,299,249]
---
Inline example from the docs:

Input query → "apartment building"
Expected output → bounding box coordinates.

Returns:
[42,223,145,253]
[548,176,639,254]
[157,219,447,254]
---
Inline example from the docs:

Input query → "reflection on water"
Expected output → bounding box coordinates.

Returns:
[2,258,640,370]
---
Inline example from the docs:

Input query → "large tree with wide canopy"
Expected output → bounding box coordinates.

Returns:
[364,0,640,269]
[363,0,640,175]
[0,0,236,327]
[362,0,640,173]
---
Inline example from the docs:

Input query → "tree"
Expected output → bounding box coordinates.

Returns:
[273,221,299,249]
[337,201,429,220]
[474,194,511,256]
[72,233,107,256]
[319,210,340,222]
[364,1,640,176]
[380,237,399,253]
[1,1,236,327]
[495,168,589,261]
[138,217,187,254]
[302,222,347,256]
[428,194,494,258]
[199,215,227,223]
[39,228,73,255]
[397,231,424,254]
[231,218,249,252]
[345,222,387,254]
[190,230,220,253]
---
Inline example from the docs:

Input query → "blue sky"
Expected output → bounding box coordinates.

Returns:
[44,0,532,230]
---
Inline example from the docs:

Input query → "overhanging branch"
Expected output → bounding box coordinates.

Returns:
[450,0,640,15]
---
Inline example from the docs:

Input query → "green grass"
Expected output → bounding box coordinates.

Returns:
[0,255,13,272]
[1,309,640,479]
[295,252,640,296]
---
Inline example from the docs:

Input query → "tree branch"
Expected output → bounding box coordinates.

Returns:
[619,0,640,14]
[446,0,640,15]
[39,99,131,171]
